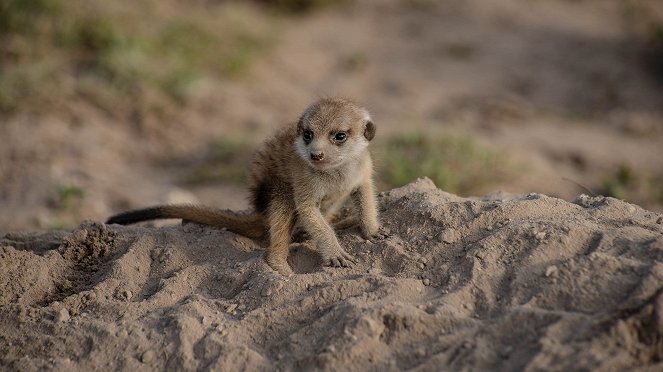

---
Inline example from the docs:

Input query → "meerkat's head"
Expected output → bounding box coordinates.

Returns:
[294,98,375,170]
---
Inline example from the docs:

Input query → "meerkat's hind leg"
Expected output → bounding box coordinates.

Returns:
[263,200,296,276]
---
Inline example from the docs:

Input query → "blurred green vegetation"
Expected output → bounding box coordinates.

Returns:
[55,184,85,210]
[0,0,274,116]
[45,219,73,231]
[602,163,663,206]
[375,133,514,195]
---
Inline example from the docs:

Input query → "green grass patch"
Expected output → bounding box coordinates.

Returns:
[0,0,62,34]
[0,0,274,116]
[56,184,85,210]
[45,219,73,231]
[375,133,513,195]
[601,163,663,206]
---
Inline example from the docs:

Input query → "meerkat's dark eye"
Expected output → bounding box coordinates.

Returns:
[334,132,347,143]
[303,129,313,143]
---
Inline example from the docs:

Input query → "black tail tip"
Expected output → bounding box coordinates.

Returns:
[106,215,127,225]
[105,207,164,225]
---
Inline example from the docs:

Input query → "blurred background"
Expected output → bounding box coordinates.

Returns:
[1,0,662,231]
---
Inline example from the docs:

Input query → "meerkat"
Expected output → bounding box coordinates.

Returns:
[107,97,380,275]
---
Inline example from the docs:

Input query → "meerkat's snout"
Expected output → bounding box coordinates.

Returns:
[310,151,325,161]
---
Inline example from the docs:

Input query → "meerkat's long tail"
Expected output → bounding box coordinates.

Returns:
[106,204,265,239]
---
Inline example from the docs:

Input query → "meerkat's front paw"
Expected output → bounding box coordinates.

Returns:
[364,225,391,244]
[321,247,357,268]
[263,254,294,276]
[361,221,380,239]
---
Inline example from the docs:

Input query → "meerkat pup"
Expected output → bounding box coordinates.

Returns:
[107,97,380,275]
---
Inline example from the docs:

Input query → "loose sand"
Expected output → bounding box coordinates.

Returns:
[2,178,662,370]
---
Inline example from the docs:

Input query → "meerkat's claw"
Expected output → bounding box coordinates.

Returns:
[374,227,389,240]
[323,249,356,268]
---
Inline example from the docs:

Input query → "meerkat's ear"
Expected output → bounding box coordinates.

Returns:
[364,120,376,141]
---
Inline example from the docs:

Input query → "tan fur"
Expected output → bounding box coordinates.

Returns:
[107,98,380,275]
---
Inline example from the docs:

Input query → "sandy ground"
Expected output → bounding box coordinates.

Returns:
[2,179,663,370]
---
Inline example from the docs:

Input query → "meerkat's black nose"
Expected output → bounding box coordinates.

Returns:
[311,151,325,161]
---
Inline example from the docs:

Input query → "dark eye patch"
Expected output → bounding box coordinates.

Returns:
[333,132,348,143]
[303,129,314,143]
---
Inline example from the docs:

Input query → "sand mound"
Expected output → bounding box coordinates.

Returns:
[1,178,662,370]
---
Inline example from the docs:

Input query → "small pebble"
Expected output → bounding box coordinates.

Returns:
[141,350,156,363]
[56,308,70,323]
[369,267,381,275]
[423,278,431,286]
[418,262,425,270]
[357,316,381,337]
[440,229,460,244]
[545,265,558,278]
[72,229,88,241]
